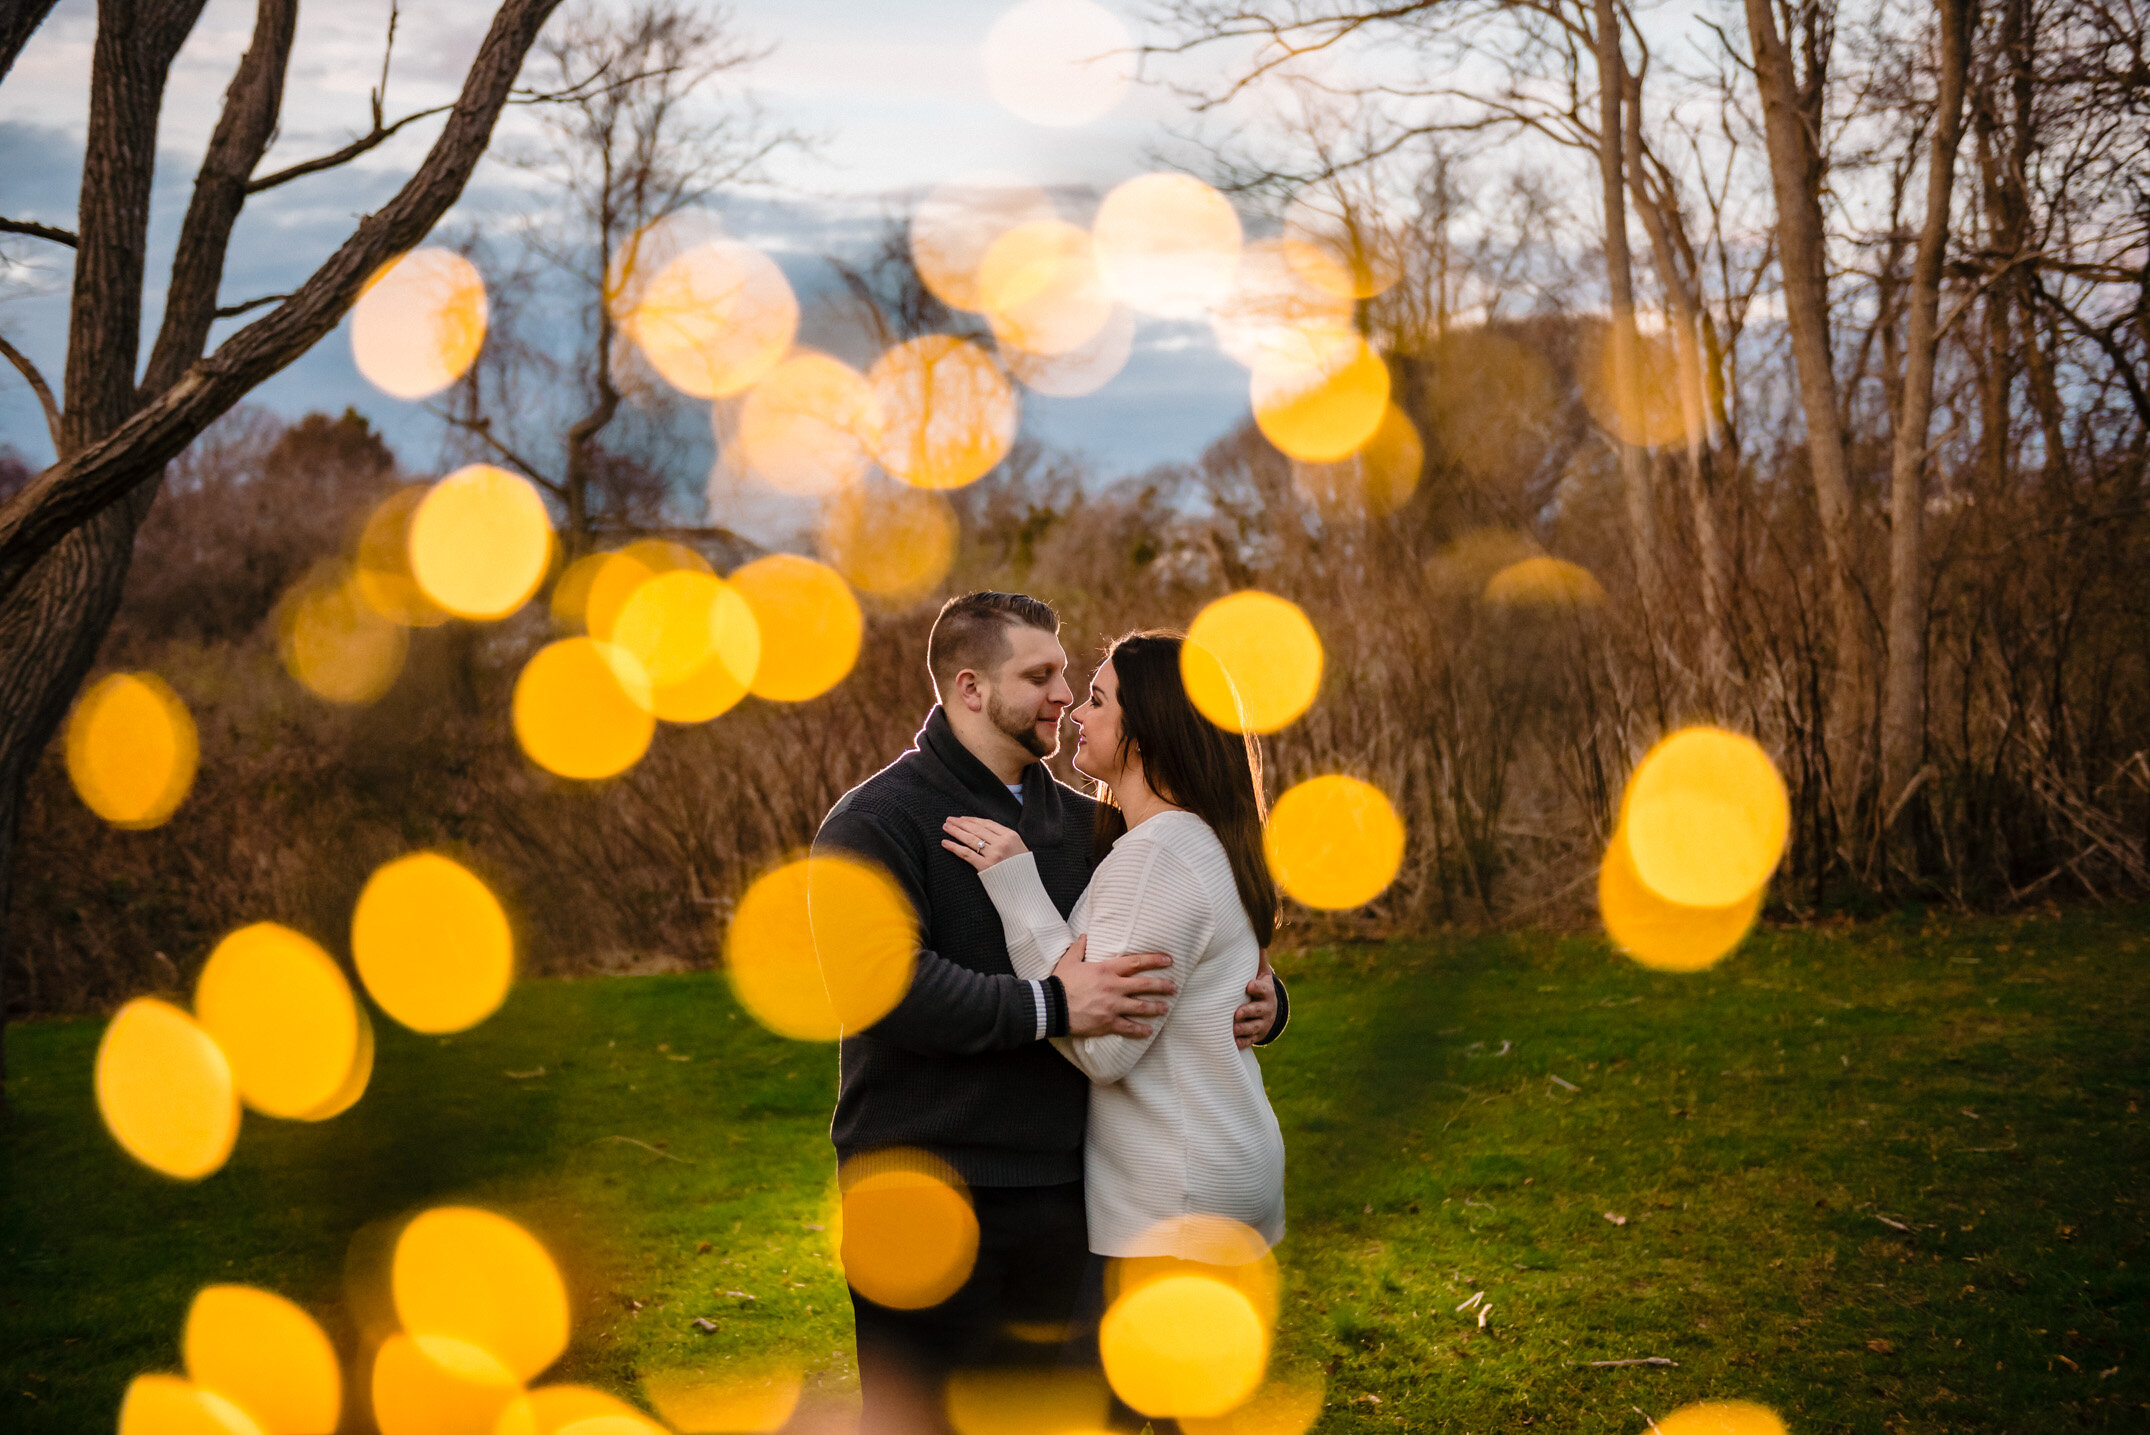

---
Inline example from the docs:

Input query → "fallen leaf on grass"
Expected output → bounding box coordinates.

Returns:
[1867,1338,1895,1354]
[1455,1291,1485,1313]
[1477,1304,1492,1328]
[696,1241,712,1254]
[1350,1394,1382,1405]
[505,1068,545,1079]
[1548,1074,1580,1092]
[2054,1354,2079,1372]
[692,1317,718,1333]
[724,1290,755,1300]
[1604,1212,1628,1226]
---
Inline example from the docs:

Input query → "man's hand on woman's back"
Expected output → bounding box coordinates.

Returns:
[1053,934,1176,1038]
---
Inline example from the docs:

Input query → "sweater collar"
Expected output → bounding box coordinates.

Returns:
[916,705,1069,844]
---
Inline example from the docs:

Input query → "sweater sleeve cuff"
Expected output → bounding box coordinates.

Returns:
[1254,971,1289,1047]
[1042,975,1070,1039]
[977,852,1061,930]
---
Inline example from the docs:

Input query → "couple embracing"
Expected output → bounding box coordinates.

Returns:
[813,591,1291,1431]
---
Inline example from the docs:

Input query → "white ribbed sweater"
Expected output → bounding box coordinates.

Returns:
[978,810,1286,1256]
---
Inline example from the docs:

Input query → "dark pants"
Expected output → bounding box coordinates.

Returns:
[849,1180,1090,1434]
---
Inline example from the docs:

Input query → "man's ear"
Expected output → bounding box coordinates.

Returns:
[952,669,988,713]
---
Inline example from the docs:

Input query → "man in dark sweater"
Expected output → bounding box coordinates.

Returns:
[813,591,1286,1429]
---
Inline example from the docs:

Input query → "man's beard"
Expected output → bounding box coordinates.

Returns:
[989,691,1056,759]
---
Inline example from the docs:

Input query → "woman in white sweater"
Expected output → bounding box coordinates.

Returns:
[940,631,1286,1261]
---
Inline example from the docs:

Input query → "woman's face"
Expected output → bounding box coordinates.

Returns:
[1069,657,1124,786]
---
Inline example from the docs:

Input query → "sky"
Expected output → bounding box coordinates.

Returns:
[0,0,1278,513]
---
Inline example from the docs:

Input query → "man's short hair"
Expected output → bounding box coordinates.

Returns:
[927,591,1059,696]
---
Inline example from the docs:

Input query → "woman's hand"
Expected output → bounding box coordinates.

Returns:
[941,815,1028,870]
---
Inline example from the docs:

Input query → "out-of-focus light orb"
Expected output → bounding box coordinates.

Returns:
[912,176,1059,314]
[605,212,722,328]
[1424,527,1540,600]
[65,671,198,830]
[352,852,515,1034]
[1263,775,1406,910]
[643,1368,803,1434]
[737,351,876,496]
[408,465,554,621]
[1655,1401,1789,1435]
[394,1206,568,1382]
[727,555,862,703]
[865,335,1018,490]
[1179,1374,1326,1435]
[357,485,451,627]
[1622,727,1790,909]
[351,249,487,400]
[183,1285,342,1435]
[631,241,798,399]
[278,560,409,706]
[119,1374,266,1435]
[1099,1274,1266,1418]
[945,1368,1109,1435]
[1582,320,1690,449]
[193,922,363,1121]
[1291,402,1422,518]
[548,552,612,634]
[839,1149,980,1310]
[816,476,960,606]
[299,1005,373,1122]
[554,1419,668,1435]
[370,1333,524,1435]
[1093,173,1243,317]
[95,998,240,1180]
[1108,1214,1280,1328]
[610,571,761,722]
[583,539,711,643]
[982,0,1134,127]
[1250,326,1389,462]
[1183,591,1323,734]
[1598,825,1763,972]
[978,220,1114,357]
[1482,555,1606,608]
[520,1386,651,1435]
[512,638,658,778]
[1208,239,1355,371]
[1281,192,1401,301]
[1004,303,1135,397]
[726,855,918,1040]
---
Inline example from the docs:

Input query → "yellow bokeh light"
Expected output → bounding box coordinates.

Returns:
[512,638,659,776]
[727,554,862,703]
[183,1285,342,1435]
[1481,556,1607,608]
[1582,319,1691,449]
[409,465,554,621]
[65,671,198,830]
[370,1333,524,1435]
[631,241,798,399]
[299,1004,373,1122]
[583,539,711,643]
[278,560,409,706]
[1281,191,1401,301]
[815,475,960,606]
[911,176,1059,314]
[351,248,488,401]
[95,998,240,1181]
[978,219,1114,357]
[1291,402,1422,518]
[945,1368,1109,1435]
[547,552,612,635]
[1263,775,1406,910]
[1250,326,1390,462]
[554,1420,667,1435]
[838,1149,980,1310]
[1094,173,1242,317]
[520,1386,652,1435]
[1099,1274,1266,1418]
[1179,1374,1326,1435]
[1004,302,1135,397]
[609,570,761,723]
[357,485,451,628]
[865,335,1018,490]
[1622,727,1790,909]
[352,852,515,1034]
[394,1207,568,1383]
[725,854,918,1041]
[1208,238,1356,372]
[1655,1400,1789,1435]
[1182,591,1323,734]
[1598,824,1762,973]
[737,351,876,496]
[605,212,721,328]
[119,1375,266,1435]
[1107,1215,1280,1329]
[193,922,362,1121]
[643,1368,803,1434]
[981,0,1134,127]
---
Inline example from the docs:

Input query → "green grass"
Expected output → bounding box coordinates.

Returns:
[4,908,2146,1433]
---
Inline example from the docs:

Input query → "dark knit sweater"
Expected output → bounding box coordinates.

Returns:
[815,707,1098,1186]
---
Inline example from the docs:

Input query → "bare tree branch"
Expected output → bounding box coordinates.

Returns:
[0,334,61,451]
[0,218,77,248]
[212,292,294,320]
[0,0,62,90]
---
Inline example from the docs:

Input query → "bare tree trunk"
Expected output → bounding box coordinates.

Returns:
[1743,0,1869,816]
[1592,0,1658,605]
[1880,0,1976,850]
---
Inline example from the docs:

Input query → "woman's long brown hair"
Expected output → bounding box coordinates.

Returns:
[1090,631,1279,946]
